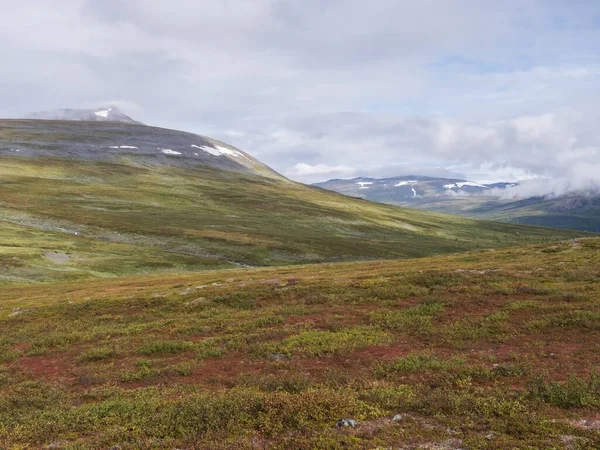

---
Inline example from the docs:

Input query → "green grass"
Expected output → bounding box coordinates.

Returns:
[260,326,393,357]
[528,373,600,409]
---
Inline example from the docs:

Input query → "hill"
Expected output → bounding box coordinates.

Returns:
[315,176,600,232]
[0,119,585,284]
[1,238,599,448]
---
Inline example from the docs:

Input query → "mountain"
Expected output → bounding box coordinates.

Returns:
[0,118,278,177]
[26,107,144,125]
[313,175,516,201]
[0,119,584,284]
[315,176,600,232]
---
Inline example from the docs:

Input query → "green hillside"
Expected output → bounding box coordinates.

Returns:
[1,155,585,284]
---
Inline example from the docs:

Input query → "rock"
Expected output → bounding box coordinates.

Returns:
[268,353,287,361]
[392,414,403,423]
[185,297,206,306]
[9,308,23,317]
[336,418,357,428]
[9,308,32,317]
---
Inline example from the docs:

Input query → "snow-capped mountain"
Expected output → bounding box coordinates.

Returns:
[314,176,517,202]
[314,176,600,232]
[26,107,144,125]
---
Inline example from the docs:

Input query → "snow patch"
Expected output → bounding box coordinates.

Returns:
[457,181,489,189]
[411,187,417,197]
[160,148,182,155]
[356,181,373,186]
[191,144,252,161]
[444,181,489,189]
[95,108,111,118]
[109,145,138,149]
[394,180,418,187]
[192,144,220,156]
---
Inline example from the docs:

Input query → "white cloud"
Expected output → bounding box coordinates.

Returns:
[493,162,600,199]
[0,0,599,195]
[288,163,357,183]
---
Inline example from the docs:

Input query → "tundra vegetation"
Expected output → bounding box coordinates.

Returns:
[1,239,599,448]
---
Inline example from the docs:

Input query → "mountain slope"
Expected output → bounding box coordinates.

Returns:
[0,119,585,284]
[316,176,600,232]
[0,119,278,177]
[407,194,600,232]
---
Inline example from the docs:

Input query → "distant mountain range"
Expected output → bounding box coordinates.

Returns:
[314,176,600,232]
[27,107,144,125]
[314,176,517,201]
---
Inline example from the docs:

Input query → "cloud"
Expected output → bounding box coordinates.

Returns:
[1,0,599,195]
[218,110,600,192]
[492,162,600,199]
[289,163,357,182]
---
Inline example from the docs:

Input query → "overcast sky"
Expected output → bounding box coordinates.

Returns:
[2,1,600,191]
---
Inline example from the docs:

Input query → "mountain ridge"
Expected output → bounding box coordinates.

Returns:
[315,175,600,232]
[0,119,280,179]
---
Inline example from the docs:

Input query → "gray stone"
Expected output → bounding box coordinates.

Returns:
[336,418,357,428]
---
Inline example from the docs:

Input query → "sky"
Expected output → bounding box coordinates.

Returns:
[1,0,600,193]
